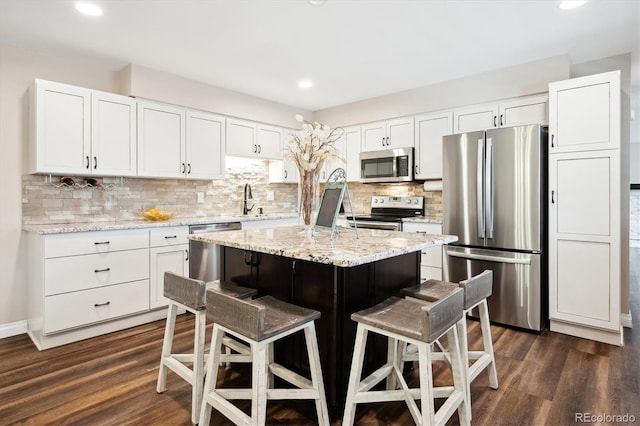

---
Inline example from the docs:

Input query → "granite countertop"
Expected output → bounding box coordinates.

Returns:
[402,217,443,224]
[23,213,299,235]
[189,226,458,267]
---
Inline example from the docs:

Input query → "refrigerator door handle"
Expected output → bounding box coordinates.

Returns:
[447,250,531,265]
[485,138,494,239]
[477,139,485,239]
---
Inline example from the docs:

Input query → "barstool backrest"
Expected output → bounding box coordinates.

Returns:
[207,289,266,341]
[459,270,493,310]
[421,287,464,342]
[164,272,207,310]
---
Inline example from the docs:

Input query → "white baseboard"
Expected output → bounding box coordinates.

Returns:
[0,320,28,339]
[621,312,633,328]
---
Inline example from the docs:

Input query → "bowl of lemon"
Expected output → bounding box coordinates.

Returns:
[139,208,177,221]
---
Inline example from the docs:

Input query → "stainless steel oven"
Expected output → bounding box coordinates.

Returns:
[346,195,424,231]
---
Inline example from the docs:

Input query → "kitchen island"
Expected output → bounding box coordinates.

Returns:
[189,226,457,415]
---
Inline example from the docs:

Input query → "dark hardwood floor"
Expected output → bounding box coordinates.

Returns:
[1,248,638,425]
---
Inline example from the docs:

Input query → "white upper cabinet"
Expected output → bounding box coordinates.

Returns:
[186,110,225,180]
[91,91,137,176]
[414,111,453,180]
[138,101,223,179]
[453,94,548,133]
[548,77,618,153]
[226,119,283,160]
[137,101,185,178]
[30,79,136,176]
[337,126,362,182]
[362,117,414,151]
[256,124,284,159]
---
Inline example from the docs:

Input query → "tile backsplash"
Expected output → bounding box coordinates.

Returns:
[22,159,443,225]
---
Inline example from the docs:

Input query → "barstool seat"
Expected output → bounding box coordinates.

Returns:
[401,270,498,419]
[342,289,469,426]
[156,272,256,425]
[199,290,329,426]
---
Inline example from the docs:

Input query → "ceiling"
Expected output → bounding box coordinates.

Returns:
[0,0,638,111]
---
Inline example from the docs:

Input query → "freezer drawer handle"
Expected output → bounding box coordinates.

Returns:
[447,250,531,265]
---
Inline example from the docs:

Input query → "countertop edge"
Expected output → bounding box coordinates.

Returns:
[23,214,299,234]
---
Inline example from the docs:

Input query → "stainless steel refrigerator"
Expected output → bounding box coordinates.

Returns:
[443,124,547,331]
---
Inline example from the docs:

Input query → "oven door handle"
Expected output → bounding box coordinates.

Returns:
[347,221,401,231]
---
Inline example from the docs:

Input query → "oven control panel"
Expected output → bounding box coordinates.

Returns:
[370,195,424,209]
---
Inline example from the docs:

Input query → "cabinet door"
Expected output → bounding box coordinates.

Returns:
[414,111,453,180]
[186,110,225,179]
[150,244,189,309]
[549,150,620,332]
[256,124,283,159]
[361,122,387,151]
[549,71,620,153]
[499,95,548,128]
[226,118,256,157]
[32,80,90,174]
[402,222,443,282]
[453,103,498,133]
[91,92,137,176]
[386,117,414,149]
[342,126,361,181]
[137,101,185,178]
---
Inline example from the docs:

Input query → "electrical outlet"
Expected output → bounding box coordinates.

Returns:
[197,192,205,203]
[266,191,275,201]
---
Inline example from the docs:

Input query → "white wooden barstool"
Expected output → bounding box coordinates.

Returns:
[199,289,330,426]
[342,289,469,426]
[400,270,498,418]
[156,272,256,425]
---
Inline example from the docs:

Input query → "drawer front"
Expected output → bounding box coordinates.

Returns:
[150,226,189,247]
[45,229,149,258]
[44,279,149,334]
[45,248,149,296]
[421,265,442,281]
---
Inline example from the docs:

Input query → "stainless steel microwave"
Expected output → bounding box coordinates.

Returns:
[360,147,414,183]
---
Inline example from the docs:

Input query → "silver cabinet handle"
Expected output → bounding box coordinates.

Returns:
[164,235,177,239]
[93,156,97,169]
[284,170,288,179]
[185,249,189,261]
[94,241,110,245]
[181,163,186,173]
[187,163,191,174]
[94,301,111,307]
[493,115,497,127]
[86,156,90,169]
[94,268,111,273]
[551,134,555,148]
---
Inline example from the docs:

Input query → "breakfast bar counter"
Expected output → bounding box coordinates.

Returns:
[189,226,457,416]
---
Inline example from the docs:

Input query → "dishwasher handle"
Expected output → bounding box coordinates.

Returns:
[189,222,242,234]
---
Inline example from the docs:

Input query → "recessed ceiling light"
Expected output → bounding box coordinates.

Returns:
[308,0,327,6]
[298,80,313,89]
[75,2,103,17]
[558,1,587,10]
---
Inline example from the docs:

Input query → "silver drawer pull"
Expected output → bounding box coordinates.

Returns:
[94,268,111,273]
[94,301,110,307]
[94,241,110,245]
[164,235,177,239]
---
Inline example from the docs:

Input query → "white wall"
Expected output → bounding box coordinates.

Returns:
[0,43,308,332]
[314,55,571,126]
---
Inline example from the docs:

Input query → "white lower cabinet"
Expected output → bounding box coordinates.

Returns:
[402,222,443,281]
[149,226,189,309]
[28,228,157,350]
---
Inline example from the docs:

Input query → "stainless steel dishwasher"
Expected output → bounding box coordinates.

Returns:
[189,222,241,282]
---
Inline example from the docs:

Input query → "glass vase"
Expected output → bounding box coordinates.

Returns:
[298,169,320,228]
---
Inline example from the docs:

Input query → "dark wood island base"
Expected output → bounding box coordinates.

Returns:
[222,246,421,417]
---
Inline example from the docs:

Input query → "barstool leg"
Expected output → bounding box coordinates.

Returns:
[192,310,206,425]
[448,326,470,426]
[457,317,471,420]
[157,303,178,393]
[199,324,224,426]
[417,341,435,426]
[478,300,498,389]
[251,341,268,425]
[343,323,369,426]
[304,323,330,426]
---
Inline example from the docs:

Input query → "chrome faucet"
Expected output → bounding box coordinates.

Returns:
[243,183,254,215]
